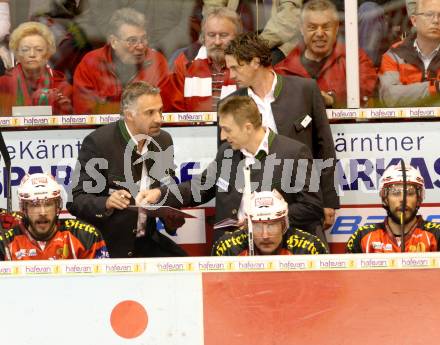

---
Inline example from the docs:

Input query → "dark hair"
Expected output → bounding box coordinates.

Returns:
[224,32,272,67]
[121,81,160,115]
[218,96,262,128]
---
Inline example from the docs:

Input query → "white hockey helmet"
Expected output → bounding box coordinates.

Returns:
[247,190,289,230]
[18,173,62,211]
[379,164,425,201]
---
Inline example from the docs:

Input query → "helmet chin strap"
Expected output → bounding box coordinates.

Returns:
[400,160,407,252]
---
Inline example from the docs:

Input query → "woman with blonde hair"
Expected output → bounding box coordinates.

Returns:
[0,21,72,115]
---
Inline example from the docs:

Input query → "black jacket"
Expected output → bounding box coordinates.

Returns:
[162,130,323,240]
[67,120,187,258]
[229,74,339,209]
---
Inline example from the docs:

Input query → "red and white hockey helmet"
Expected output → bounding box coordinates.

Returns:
[18,173,62,211]
[247,190,289,230]
[379,164,425,200]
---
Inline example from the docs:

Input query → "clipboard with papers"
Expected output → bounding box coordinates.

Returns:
[128,204,197,219]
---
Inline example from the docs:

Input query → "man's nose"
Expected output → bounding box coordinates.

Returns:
[214,35,222,45]
[38,205,48,214]
[220,129,227,141]
[154,111,162,124]
[133,44,145,51]
[262,226,270,238]
[315,27,325,36]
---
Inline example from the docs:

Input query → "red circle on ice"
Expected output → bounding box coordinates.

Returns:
[110,300,148,338]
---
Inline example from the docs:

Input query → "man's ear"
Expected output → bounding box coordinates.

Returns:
[244,122,253,134]
[109,34,118,49]
[124,109,134,122]
[410,14,417,29]
[251,57,260,68]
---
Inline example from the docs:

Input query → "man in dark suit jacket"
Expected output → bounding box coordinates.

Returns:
[136,96,323,240]
[223,32,338,245]
[67,81,186,258]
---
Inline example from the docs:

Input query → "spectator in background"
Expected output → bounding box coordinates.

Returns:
[407,0,417,16]
[30,0,92,84]
[391,0,414,38]
[358,0,416,68]
[165,7,241,112]
[275,0,377,108]
[346,164,440,253]
[0,0,9,41]
[73,0,195,58]
[379,0,440,107]
[212,190,328,256]
[0,21,73,116]
[72,7,170,114]
[358,1,388,67]
[203,0,303,64]
[224,33,338,247]
[0,173,109,261]
[0,0,12,75]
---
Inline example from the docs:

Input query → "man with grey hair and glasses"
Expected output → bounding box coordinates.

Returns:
[68,81,186,258]
[379,0,440,106]
[73,7,170,114]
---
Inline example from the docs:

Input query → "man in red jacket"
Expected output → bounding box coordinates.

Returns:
[275,0,377,108]
[379,0,440,107]
[73,7,170,114]
[165,7,242,112]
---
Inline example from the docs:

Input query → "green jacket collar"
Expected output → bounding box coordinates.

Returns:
[273,73,283,98]
[118,119,131,144]
[255,129,276,160]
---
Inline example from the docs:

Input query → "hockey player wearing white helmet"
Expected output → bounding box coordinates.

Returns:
[0,173,109,260]
[18,172,63,241]
[346,163,440,253]
[379,163,425,227]
[212,190,327,256]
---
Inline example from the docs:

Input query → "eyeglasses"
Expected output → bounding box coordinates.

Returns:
[117,35,148,47]
[415,11,440,21]
[386,185,418,197]
[251,221,283,237]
